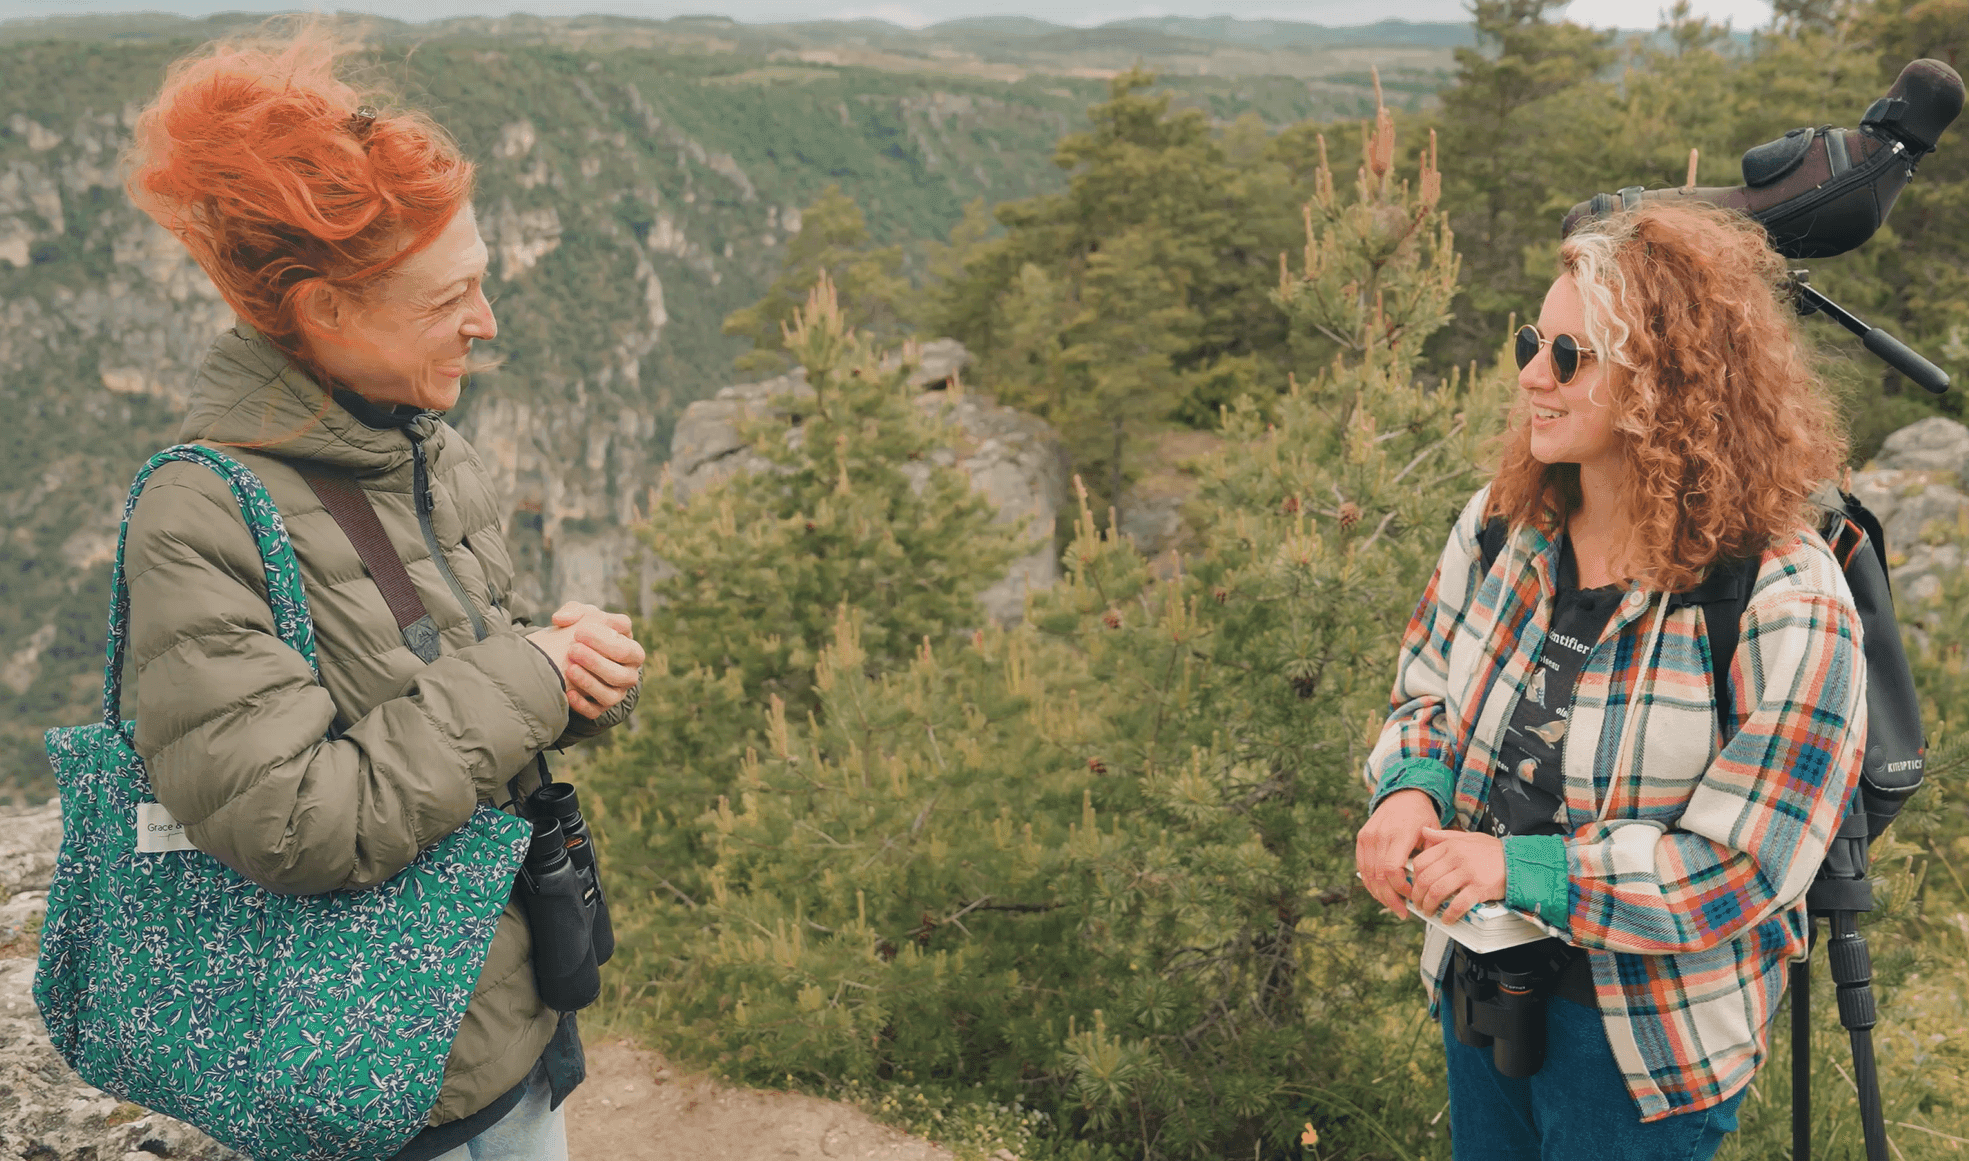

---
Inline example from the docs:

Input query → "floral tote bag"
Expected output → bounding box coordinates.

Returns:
[34,444,531,1161]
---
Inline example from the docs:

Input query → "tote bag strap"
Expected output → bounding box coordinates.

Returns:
[102,445,318,734]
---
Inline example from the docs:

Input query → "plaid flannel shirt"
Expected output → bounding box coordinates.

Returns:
[1365,485,1867,1122]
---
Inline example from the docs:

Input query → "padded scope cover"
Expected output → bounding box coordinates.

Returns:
[1560,59,1964,259]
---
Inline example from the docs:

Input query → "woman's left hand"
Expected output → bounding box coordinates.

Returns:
[550,602,645,719]
[1408,827,1507,924]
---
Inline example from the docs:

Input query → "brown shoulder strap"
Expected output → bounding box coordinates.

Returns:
[300,471,443,663]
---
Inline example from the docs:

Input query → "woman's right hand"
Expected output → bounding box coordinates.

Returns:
[1355,789,1442,919]
[526,605,641,717]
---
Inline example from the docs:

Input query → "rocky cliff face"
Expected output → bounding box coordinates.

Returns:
[666,340,1072,623]
[0,36,1086,789]
[1849,416,1969,608]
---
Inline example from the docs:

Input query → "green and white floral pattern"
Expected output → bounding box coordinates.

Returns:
[34,445,531,1161]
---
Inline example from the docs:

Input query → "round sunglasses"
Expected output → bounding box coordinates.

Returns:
[1514,325,1598,385]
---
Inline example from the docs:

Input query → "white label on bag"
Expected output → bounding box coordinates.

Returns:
[135,802,196,853]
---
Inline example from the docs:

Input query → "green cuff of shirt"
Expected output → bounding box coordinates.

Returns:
[1503,834,1571,932]
[1371,757,1456,826]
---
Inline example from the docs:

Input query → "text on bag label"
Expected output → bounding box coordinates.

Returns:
[135,802,196,853]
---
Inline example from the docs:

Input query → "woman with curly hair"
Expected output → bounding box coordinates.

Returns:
[1354,203,1867,1159]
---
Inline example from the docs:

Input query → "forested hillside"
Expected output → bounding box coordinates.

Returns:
[0,15,1446,792]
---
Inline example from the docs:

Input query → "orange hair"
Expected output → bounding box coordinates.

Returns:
[125,21,474,378]
[1486,204,1846,592]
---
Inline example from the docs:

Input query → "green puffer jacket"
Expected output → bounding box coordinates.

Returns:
[123,326,637,1126]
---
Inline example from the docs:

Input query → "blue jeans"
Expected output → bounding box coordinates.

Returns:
[430,1066,568,1161]
[1441,995,1746,1161]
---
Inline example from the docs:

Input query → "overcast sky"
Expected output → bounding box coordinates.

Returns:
[0,0,1777,32]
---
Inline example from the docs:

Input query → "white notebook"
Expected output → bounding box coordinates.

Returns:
[1407,898,1566,954]
[1358,869,1569,953]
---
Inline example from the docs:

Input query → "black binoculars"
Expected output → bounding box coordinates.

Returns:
[1450,941,1576,1079]
[512,779,615,1012]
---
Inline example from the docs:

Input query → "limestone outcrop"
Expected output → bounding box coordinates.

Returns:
[666,340,1072,624]
[1850,416,1969,605]
[0,804,242,1161]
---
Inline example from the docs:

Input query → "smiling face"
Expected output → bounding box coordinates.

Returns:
[1522,273,1622,475]
[301,203,495,412]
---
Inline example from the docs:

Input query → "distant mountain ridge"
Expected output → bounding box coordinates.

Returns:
[1104,16,1474,49]
[0,10,1472,76]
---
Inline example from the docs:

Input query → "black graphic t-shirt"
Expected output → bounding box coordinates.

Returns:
[1485,538,1623,837]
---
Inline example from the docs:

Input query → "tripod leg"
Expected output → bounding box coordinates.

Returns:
[1792,954,1810,1161]
[1828,910,1890,1161]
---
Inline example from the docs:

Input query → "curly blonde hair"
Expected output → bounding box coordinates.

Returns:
[1486,203,1846,592]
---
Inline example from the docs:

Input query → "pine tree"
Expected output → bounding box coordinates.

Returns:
[1429,0,1615,372]
[606,98,1515,1161]
[929,69,1304,523]
[588,271,1022,936]
[723,185,911,374]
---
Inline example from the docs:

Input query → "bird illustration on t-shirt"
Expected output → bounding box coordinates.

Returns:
[1525,718,1568,745]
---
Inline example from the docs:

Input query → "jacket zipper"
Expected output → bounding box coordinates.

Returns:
[411,434,487,643]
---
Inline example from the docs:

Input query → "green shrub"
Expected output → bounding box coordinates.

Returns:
[594,102,1514,1161]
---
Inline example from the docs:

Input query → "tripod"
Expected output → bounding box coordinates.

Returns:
[1791,271,1951,395]
[1784,274,1937,1161]
[1792,817,1890,1161]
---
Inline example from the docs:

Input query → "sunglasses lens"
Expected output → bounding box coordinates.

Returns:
[1514,326,1539,371]
[1552,334,1579,384]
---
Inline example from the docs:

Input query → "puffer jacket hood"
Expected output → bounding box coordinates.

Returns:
[124,326,635,1128]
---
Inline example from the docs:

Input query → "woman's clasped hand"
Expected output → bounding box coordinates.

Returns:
[527,602,646,720]
[1353,788,1437,919]
[1353,789,1505,925]
[1408,826,1505,925]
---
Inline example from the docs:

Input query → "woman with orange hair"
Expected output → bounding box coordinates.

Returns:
[116,25,642,1161]
[1354,204,1867,1158]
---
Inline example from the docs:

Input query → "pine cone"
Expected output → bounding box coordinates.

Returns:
[1338,502,1362,528]
[1102,609,1123,629]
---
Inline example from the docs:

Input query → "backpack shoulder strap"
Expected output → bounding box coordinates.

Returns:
[1667,553,1760,737]
[1700,565,1755,735]
[1822,489,1927,833]
[1479,515,1509,576]
[299,470,442,663]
